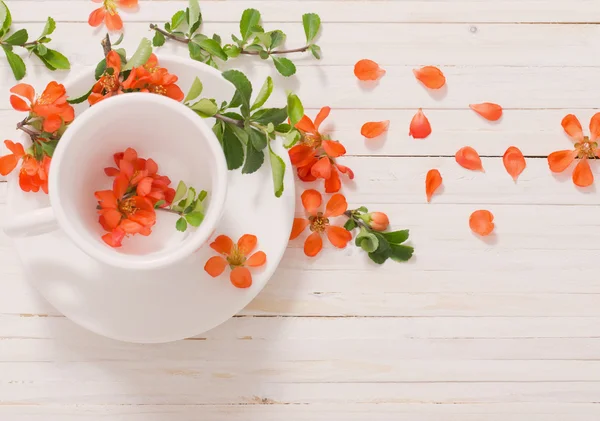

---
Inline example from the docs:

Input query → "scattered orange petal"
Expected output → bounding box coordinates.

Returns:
[210,235,233,255]
[502,146,526,181]
[469,103,503,122]
[425,169,442,203]
[469,210,495,237]
[561,114,584,141]
[245,251,267,267]
[290,218,310,240]
[354,59,386,81]
[325,193,348,217]
[301,189,322,215]
[413,66,446,89]
[326,226,352,248]
[361,120,390,139]
[204,256,228,277]
[409,109,431,139]
[230,266,252,289]
[455,146,483,171]
[304,231,323,257]
[548,150,576,173]
[573,158,594,187]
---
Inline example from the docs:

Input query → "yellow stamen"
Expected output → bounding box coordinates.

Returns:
[151,85,167,95]
[309,212,329,233]
[226,245,246,267]
[575,136,598,159]
[118,198,137,216]
[103,0,118,15]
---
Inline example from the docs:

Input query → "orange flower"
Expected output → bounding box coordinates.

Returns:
[19,155,51,194]
[354,59,386,81]
[290,190,353,257]
[413,66,446,89]
[204,234,267,289]
[88,0,138,31]
[95,175,156,247]
[289,107,353,193]
[10,82,74,133]
[122,55,184,102]
[89,50,123,105]
[548,114,600,188]
[0,140,25,176]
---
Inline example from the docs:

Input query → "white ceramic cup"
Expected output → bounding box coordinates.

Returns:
[3,93,228,270]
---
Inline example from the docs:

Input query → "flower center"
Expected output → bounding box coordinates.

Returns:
[100,75,118,92]
[576,136,598,159]
[118,198,138,216]
[150,85,167,95]
[303,133,322,149]
[226,245,246,267]
[103,0,117,14]
[309,213,329,233]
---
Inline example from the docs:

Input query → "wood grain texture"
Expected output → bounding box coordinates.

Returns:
[1,0,600,419]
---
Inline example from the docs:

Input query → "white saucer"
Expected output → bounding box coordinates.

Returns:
[5,56,294,343]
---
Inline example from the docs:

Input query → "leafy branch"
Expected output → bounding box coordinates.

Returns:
[159,181,207,232]
[0,1,69,80]
[150,0,321,77]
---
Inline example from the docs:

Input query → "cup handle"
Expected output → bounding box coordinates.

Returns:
[3,207,58,238]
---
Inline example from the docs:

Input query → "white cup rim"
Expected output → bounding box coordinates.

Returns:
[48,93,228,270]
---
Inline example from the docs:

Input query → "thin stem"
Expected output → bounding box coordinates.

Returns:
[150,24,190,44]
[240,45,310,55]
[21,40,39,47]
[344,210,370,230]
[16,119,39,141]
[215,113,244,128]
[101,33,112,58]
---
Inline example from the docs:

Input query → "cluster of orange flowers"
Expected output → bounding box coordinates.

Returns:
[95,148,176,247]
[90,51,184,105]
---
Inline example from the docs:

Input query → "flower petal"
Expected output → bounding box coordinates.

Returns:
[204,256,228,278]
[590,113,600,141]
[326,225,352,249]
[409,109,432,139]
[245,251,266,267]
[561,114,584,141]
[413,66,446,89]
[354,59,386,81]
[455,146,483,171]
[42,115,62,133]
[336,164,354,180]
[5,140,25,157]
[301,189,322,215]
[102,229,125,248]
[502,146,526,181]
[95,190,118,209]
[310,157,332,180]
[118,0,138,8]
[136,176,153,197]
[10,83,35,103]
[238,234,257,256]
[88,7,106,27]
[325,193,348,217]
[230,266,252,289]
[573,158,594,187]
[113,174,129,199]
[324,167,342,193]
[290,218,310,240]
[289,144,316,167]
[100,209,122,230]
[304,231,323,257]
[469,103,503,122]
[105,11,123,31]
[548,149,576,173]
[210,235,233,255]
[0,154,19,176]
[322,140,346,158]
[9,95,30,112]
[295,115,316,134]
[469,210,495,237]
[361,120,390,139]
[425,169,442,203]
[314,106,331,130]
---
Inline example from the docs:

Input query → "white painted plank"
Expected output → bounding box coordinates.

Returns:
[10,1,600,23]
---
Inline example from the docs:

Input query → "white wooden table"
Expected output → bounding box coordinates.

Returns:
[1,1,600,419]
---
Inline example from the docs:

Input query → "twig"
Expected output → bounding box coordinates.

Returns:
[149,24,190,44]
[240,46,309,55]
[344,210,370,230]
[16,119,40,141]
[215,113,244,128]
[101,33,112,57]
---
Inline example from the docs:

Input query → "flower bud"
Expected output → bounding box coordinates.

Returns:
[368,212,389,231]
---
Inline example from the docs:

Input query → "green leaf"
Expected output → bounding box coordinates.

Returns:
[66,87,92,104]
[272,56,296,77]
[94,59,106,80]
[259,50,269,60]
[228,123,249,145]
[389,244,414,262]
[4,29,27,45]
[243,44,264,53]
[222,124,245,170]
[275,123,291,133]
[183,187,196,209]
[382,230,409,245]
[224,44,241,58]
[356,231,379,253]
[250,76,273,111]
[122,38,152,71]
[0,1,11,38]
[198,190,208,202]
[188,0,201,32]
[246,127,267,150]
[344,219,357,231]
[356,206,369,213]
[112,32,124,47]
[184,76,203,103]
[251,107,287,126]
[185,211,204,227]
[196,38,227,61]
[268,144,285,197]
[40,139,58,157]
[39,48,70,69]
[240,8,261,41]
[175,217,188,232]
[309,44,322,60]
[222,69,252,115]
[283,129,300,148]
[171,10,186,30]
[36,43,47,56]
[269,30,286,49]
[212,33,221,44]
[286,93,304,127]
[188,40,204,61]
[302,13,321,43]
[154,200,166,209]
[191,98,218,117]
[39,16,56,38]
[173,181,188,204]
[153,30,166,47]
[242,140,264,174]
[2,45,25,80]
[368,251,388,265]
[255,32,272,49]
